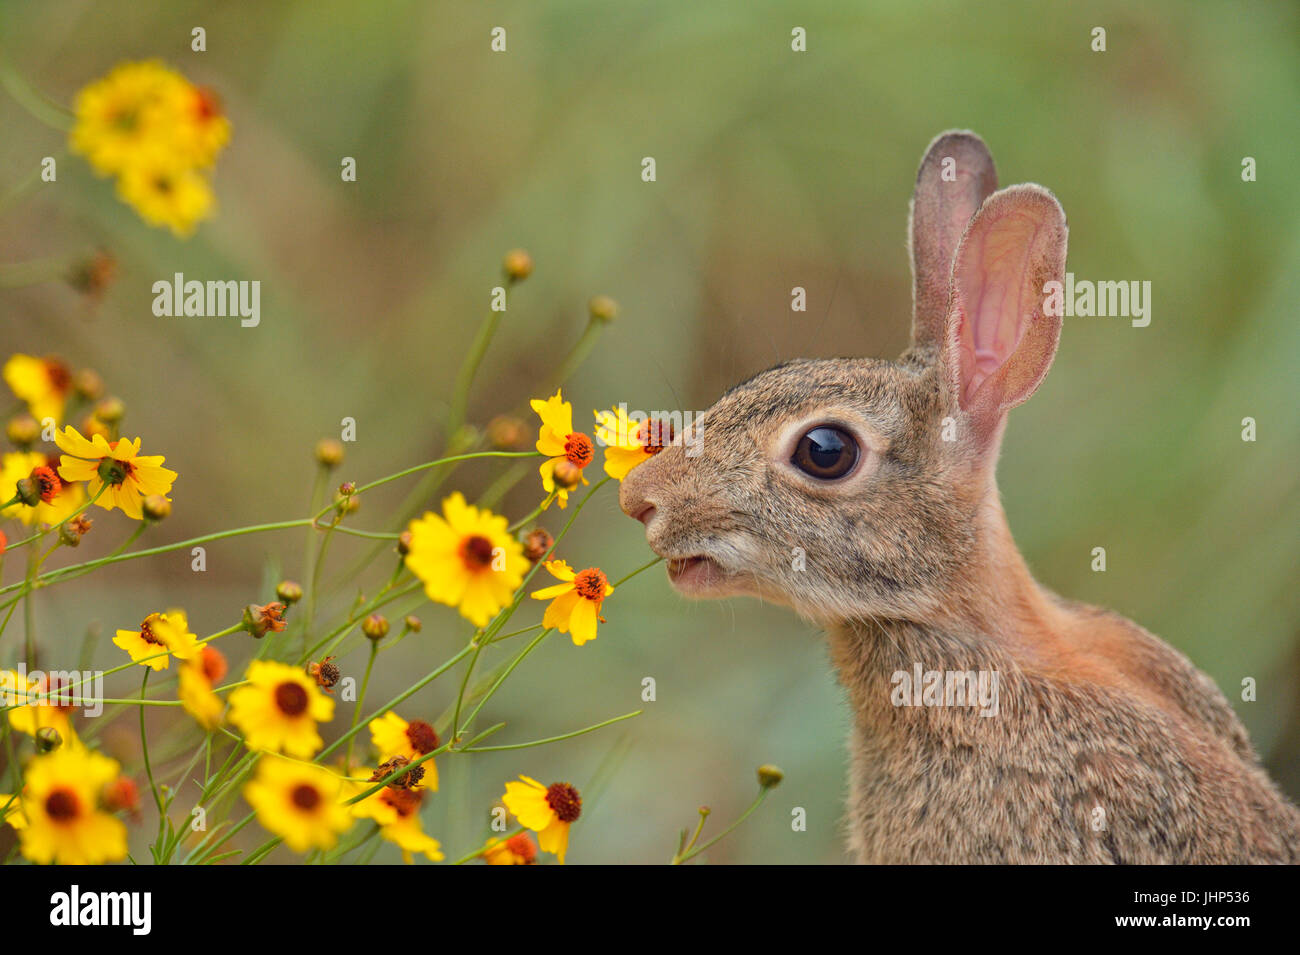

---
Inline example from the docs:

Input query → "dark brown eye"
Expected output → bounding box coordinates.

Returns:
[792,426,858,480]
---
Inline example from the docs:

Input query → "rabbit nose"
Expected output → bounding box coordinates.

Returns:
[631,503,657,525]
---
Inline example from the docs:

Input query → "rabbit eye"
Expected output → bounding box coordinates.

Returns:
[791,426,858,480]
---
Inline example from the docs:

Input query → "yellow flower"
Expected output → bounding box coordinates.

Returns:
[70,60,190,177]
[228,660,334,757]
[112,610,200,671]
[115,154,215,237]
[54,425,177,521]
[3,354,72,423]
[174,85,232,168]
[501,775,582,864]
[1,790,28,831]
[17,744,128,865]
[179,646,227,730]
[0,451,85,527]
[531,390,593,508]
[481,832,538,865]
[1,669,76,741]
[368,712,439,791]
[594,406,673,481]
[348,779,444,863]
[404,492,527,627]
[530,559,614,646]
[244,756,353,853]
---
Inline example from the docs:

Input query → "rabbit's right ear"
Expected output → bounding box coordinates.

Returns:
[909,131,998,352]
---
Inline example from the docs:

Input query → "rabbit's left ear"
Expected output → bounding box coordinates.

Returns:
[941,184,1068,441]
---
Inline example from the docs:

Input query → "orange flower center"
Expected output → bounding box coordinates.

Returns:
[44,359,71,394]
[274,681,309,717]
[139,616,165,646]
[405,720,439,755]
[382,786,422,817]
[31,466,61,503]
[639,418,673,455]
[563,432,594,468]
[96,456,133,487]
[200,646,227,683]
[459,535,495,571]
[545,782,582,823]
[193,86,222,122]
[290,784,320,811]
[506,832,537,862]
[45,787,81,822]
[573,568,608,601]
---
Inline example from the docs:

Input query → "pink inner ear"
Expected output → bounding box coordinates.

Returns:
[956,211,1042,407]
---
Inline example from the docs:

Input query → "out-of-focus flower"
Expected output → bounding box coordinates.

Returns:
[347,779,444,864]
[3,354,72,424]
[482,832,538,865]
[0,452,85,526]
[368,712,439,791]
[179,646,227,730]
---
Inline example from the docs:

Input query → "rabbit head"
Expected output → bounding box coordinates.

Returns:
[619,131,1069,628]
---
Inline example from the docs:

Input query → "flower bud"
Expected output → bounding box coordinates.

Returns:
[522,527,553,563]
[102,777,140,815]
[403,615,422,633]
[73,368,104,401]
[588,295,618,323]
[276,580,304,604]
[58,515,93,548]
[6,414,39,447]
[396,530,413,556]
[552,459,583,490]
[67,250,117,300]
[315,438,344,468]
[142,495,171,521]
[243,602,288,639]
[362,613,390,641]
[757,764,784,789]
[94,396,125,424]
[35,726,62,753]
[503,248,533,283]
[486,415,529,450]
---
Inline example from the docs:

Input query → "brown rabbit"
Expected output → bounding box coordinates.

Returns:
[618,130,1300,863]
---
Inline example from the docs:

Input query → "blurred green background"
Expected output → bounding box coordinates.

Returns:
[1,0,1297,863]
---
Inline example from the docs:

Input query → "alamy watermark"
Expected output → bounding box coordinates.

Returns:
[1043,272,1151,328]
[1,664,104,718]
[152,272,260,327]
[890,663,1000,717]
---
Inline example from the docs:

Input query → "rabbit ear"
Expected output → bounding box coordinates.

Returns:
[941,184,1068,440]
[909,131,998,352]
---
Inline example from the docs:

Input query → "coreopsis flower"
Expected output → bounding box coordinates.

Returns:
[228,660,334,757]
[3,354,72,424]
[179,646,227,730]
[0,790,28,831]
[530,560,614,646]
[70,60,190,176]
[348,781,444,864]
[16,744,128,865]
[54,425,177,521]
[243,757,353,853]
[403,492,527,627]
[115,155,215,237]
[69,61,229,237]
[112,610,201,670]
[501,776,582,864]
[482,832,538,865]
[0,451,85,526]
[2,669,75,742]
[368,712,439,791]
[594,407,673,481]
[531,390,594,508]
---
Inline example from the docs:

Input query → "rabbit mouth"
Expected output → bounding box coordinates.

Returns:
[666,555,727,592]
